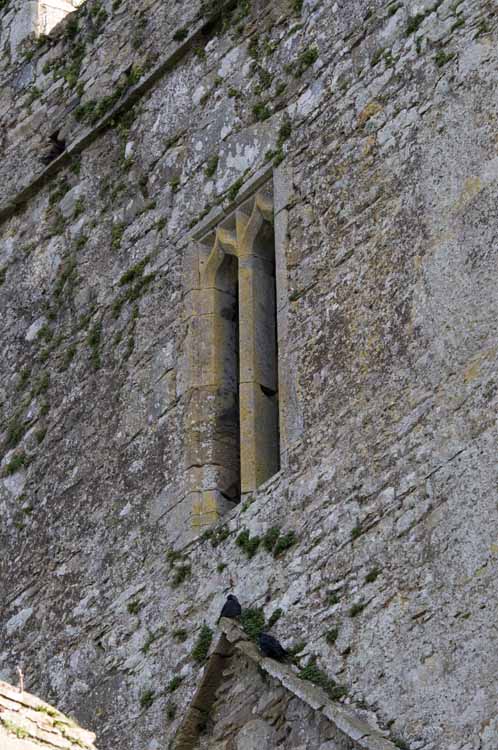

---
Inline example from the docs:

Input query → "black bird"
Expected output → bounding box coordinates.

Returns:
[219,594,242,621]
[258,632,289,662]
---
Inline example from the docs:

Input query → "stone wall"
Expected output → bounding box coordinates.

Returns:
[1,1,497,750]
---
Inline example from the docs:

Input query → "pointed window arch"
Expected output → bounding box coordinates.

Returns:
[185,182,283,531]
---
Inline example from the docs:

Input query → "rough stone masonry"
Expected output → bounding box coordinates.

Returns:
[0,0,497,749]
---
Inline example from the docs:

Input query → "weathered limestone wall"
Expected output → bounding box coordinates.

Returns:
[1,1,497,750]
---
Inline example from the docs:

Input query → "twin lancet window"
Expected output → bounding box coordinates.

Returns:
[186,186,280,531]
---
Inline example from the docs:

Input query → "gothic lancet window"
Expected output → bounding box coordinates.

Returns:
[185,184,281,531]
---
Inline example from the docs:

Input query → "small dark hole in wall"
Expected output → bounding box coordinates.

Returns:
[260,385,277,398]
[221,487,239,502]
[41,131,66,165]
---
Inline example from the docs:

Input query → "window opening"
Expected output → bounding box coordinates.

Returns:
[188,185,280,530]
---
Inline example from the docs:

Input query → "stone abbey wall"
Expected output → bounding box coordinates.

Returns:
[1,1,497,749]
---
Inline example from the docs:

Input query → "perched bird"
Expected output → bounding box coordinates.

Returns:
[219,594,242,621]
[258,632,289,662]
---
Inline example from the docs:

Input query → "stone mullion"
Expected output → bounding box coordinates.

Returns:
[237,194,278,494]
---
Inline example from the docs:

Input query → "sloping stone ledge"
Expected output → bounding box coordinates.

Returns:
[0,680,97,749]
[172,618,400,750]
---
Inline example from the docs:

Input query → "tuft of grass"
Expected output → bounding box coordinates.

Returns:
[435,49,454,67]
[33,371,49,396]
[61,344,77,371]
[139,690,155,709]
[277,117,292,146]
[240,607,265,640]
[75,234,88,251]
[166,549,183,566]
[127,600,142,615]
[35,706,58,717]
[371,47,385,67]
[294,46,319,77]
[351,521,362,540]
[227,177,244,202]
[325,627,339,645]
[263,525,280,553]
[267,608,283,628]
[192,624,213,663]
[173,27,188,41]
[451,16,465,31]
[273,530,297,557]
[3,452,28,477]
[1,718,29,739]
[172,564,191,588]
[291,0,304,13]
[475,18,489,37]
[405,13,424,35]
[119,255,150,286]
[111,222,125,251]
[36,427,47,444]
[87,321,102,370]
[17,367,30,390]
[252,102,271,121]
[349,600,366,617]
[168,675,184,692]
[298,656,347,700]
[166,701,177,721]
[236,529,260,558]
[387,2,401,17]
[288,640,306,656]
[205,155,219,178]
[141,626,167,655]
[365,566,380,584]
[327,591,340,606]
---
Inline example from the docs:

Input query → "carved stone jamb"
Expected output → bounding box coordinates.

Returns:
[185,221,240,531]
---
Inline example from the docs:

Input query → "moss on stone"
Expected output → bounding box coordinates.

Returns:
[325,627,339,645]
[3,451,28,477]
[139,689,155,709]
[273,530,297,557]
[192,624,213,663]
[267,607,283,628]
[168,675,184,692]
[236,529,260,558]
[263,525,280,552]
[240,607,265,640]
[298,656,347,700]
[172,564,191,588]
[365,566,380,584]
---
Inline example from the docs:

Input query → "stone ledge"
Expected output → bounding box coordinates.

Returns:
[219,619,400,750]
[0,680,97,750]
